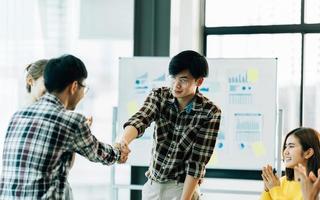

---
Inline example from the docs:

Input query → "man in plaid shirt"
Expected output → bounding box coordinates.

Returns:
[119,50,221,200]
[0,55,129,199]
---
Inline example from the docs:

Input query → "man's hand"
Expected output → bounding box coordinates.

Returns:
[114,139,131,164]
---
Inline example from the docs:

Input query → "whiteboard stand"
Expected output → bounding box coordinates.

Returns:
[276,109,283,178]
[111,107,118,200]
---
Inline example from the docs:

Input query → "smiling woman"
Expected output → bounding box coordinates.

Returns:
[260,127,320,200]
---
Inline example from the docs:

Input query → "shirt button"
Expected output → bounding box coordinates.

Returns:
[162,166,165,169]
[167,154,171,157]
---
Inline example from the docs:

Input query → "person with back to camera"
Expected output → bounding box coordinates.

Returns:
[25,58,93,118]
[0,55,130,199]
[117,50,222,200]
[260,127,320,200]
[24,58,92,169]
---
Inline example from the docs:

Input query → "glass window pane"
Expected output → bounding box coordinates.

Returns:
[304,34,320,129]
[0,0,134,199]
[207,34,301,135]
[305,0,320,23]
[205,0,300,27]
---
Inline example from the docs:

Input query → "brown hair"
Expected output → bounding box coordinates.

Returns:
[284,127,320,181]
[25,59,48,93]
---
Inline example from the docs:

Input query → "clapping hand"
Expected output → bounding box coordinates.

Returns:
[114,139,131,164]
[261,164,280,191]
[294,164,320,200]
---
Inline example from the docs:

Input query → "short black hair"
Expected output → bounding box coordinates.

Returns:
[44,54,88,93]
[168,50,208,79]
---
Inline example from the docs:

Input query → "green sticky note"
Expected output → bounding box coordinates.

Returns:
[247,69,259,83]
[127,101,139,116]
[252,142,266,157]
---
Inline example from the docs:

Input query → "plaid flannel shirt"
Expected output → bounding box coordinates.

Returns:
[0,93,120,200]
[124,87,221,183]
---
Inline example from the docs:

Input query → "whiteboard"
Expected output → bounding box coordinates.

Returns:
[118,57,278,170]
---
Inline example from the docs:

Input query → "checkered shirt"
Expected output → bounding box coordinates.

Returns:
[124,87,221,182]
[0,93,120,199]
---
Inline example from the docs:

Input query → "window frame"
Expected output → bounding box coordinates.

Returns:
[204,0,320,126]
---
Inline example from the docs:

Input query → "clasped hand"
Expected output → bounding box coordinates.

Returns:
[114,140,131,164]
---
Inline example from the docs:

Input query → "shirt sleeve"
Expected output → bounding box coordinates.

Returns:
[71,115,120,165]
[123,89,160,138]
[186,107,221,178]
[260,191,272,200]
[268,186,286,199]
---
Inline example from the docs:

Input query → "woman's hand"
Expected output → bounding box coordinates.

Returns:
[261,164,280,191]
[295,164,320,200]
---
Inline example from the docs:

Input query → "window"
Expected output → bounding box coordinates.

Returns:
[205,0,300,27]
[205,0,320,135]
[303,34,320,130]
[0,0,133,199]
[305,0,320,23]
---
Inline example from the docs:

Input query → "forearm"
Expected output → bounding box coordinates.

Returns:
[121,125,139,144]
[180,175,200,200]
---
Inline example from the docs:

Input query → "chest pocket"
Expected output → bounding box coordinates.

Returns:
[175,125,198,153]
[174,114,205,152]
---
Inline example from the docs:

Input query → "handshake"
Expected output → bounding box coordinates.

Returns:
[114,139,131,164]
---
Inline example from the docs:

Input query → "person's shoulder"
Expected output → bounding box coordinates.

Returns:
[151,86,170,93]
[12,104,36,117]
[150,87,172,98]
[198,94,221,115]
[62,110,86,122]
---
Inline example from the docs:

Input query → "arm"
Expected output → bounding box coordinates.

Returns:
[260,165,280,200]
[115,125,138,163]
[120,89,161,144]
[121,125,138,145]
[72,116,120,165]
[180,175,200,200]
[184,109,221,196]
[261,165,288,199]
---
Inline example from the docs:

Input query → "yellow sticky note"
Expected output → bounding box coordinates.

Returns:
[252,142,266,157]
[208,152,218,166]
[127,101,139,116]
[247,69,259,83]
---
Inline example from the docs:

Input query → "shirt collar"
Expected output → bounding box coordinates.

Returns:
[167,89,203,113]
[40,92,65,109]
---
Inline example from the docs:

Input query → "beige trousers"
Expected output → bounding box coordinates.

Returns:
[142,179,201,200]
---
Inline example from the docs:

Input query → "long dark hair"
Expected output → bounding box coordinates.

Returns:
[284,127,320,181]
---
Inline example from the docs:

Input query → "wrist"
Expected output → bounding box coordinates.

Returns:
[113,143,122,162]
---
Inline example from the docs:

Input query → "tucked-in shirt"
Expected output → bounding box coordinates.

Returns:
[260,176,303,200]
[124,87,221,182]
[0,93,120,200]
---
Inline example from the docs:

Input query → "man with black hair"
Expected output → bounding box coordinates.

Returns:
[0,55,129,199]
[118,50,221,200]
